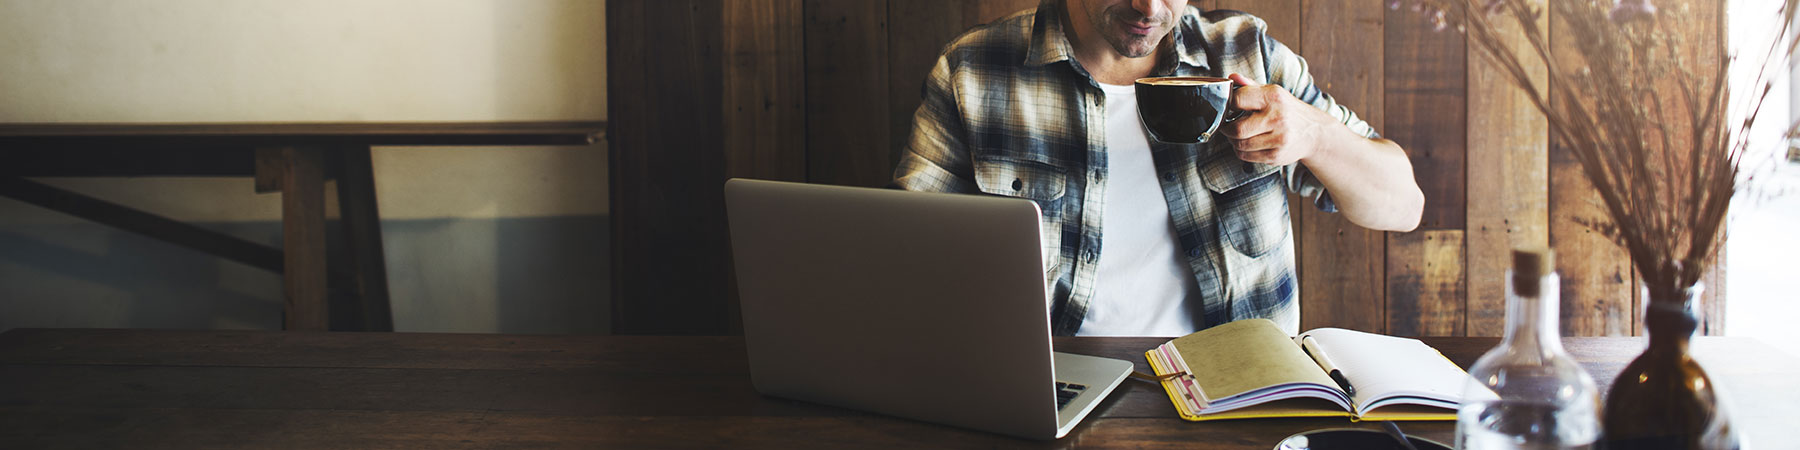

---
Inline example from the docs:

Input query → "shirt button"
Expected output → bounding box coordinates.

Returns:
[1163,172,1176,182]
[1187,248,1201,258]
[1092,169,1104,181]
[1242,162,1257,174]
[1012,178,1023,190]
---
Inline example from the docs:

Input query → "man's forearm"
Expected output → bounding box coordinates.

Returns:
[1300,130,1424,232]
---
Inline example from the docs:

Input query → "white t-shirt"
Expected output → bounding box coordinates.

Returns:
[1077,82,1202,336]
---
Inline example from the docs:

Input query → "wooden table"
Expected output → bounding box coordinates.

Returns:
[1,329,1794,448]
[0,122,605,331]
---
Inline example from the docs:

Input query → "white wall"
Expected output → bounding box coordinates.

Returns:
[0,0,611,334]
[1725,0,1800,354]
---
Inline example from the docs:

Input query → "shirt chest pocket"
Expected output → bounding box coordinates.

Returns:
[973,156,1067,203]
[1200,157,1290,258]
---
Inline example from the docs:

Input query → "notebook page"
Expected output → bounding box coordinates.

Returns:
[1297,328,1467,413]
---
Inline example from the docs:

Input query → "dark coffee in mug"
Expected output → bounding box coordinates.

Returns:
[1134,76,1244,144]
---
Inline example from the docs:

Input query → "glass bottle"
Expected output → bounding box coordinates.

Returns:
[1456,249,1600,449]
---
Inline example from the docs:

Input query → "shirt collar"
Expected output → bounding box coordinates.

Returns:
[1024,0,1076,67]
[1169,9,1210,72]
[1024,0,1212,74]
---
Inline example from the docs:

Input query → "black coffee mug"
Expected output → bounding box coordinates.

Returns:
[1135,76,1247,144]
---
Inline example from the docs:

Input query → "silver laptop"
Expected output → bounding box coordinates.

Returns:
[724,178,1133,440]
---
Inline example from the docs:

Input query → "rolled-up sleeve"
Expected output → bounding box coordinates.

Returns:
[892,54,980,194]
[1261,33,1380,213]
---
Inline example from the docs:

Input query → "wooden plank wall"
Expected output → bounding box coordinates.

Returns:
[608,1,730,335]
[608,0,1725,337]
[1384,0,1467,337]
[1464,0,1550,338]
[608,0,1033,335]
[1548,4,1636,338]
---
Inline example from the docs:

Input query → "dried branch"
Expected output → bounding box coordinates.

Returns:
[1396,0,1800,300]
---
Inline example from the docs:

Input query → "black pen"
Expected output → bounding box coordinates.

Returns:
[1300,335,1356,397]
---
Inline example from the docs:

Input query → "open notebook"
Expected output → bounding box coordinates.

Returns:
[1145,319,1469,421]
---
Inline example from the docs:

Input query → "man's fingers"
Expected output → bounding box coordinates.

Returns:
[1237,148,1291,165]
[1236,143,1302,166]
[1224,107,1278,139]
[1236,149,1276,165]
[1233,132,1286,155]
[1232,85,1289,113]
[1227,73,1269,112]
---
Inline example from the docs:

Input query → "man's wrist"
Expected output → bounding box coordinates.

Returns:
[1298,118,1360,167]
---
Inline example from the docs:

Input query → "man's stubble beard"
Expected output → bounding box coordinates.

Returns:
[1090,4,1171,58]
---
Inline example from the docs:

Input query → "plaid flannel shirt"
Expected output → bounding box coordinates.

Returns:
[892,1,1380,335]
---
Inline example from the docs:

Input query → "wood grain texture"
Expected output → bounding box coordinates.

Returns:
[1206,0,1302,49]
[0,410,1451,450]
[888,1,973,175]
[1547,8,1636,338]
[1549,147,1635,337]
[0,329,754,371]
[1384,5,1466,230]
[1297,0,1387,333]
[724,0,807,183]
[253,147,283,193]
[805,0,891,188]
[606,0,649,335]
[4,329,1794,448]
[607,0,732,334]
[0,122,602,148]
[1626,0,1725,337]
[332,146,394,331]
[1685,0,1727,337]
[1701,243,1726,335]
[973,0,1039,24]
[1383,3,1467,337]
[1698,0,1728,337]
[1634,0,1726,337]
[1464,4,1550,338]
[278,147,329,331]
[1387,230,1467,336]
[722,0,807,335]
[0,146,259,177]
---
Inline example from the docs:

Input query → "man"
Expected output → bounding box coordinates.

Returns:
[892,0,1424,336]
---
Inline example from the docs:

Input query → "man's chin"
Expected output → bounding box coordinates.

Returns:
[1113,40,1157,58]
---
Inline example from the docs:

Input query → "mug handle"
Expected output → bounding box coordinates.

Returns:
[1222,84,1249,123]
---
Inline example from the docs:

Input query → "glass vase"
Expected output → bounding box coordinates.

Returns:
[1456,251,1601,449]
[1600,282,1737,449]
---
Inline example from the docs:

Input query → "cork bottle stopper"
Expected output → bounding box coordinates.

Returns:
[1512,248,1553,297]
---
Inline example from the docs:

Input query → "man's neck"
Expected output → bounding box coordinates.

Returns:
[1062,1,1164,85]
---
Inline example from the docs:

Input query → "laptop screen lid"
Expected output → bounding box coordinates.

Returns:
[724,178,1062,439]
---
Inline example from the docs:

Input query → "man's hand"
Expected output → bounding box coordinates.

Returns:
[1222,73,1341,166]
[1219,73,1425,232]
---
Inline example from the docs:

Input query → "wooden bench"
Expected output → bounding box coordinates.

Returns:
[0,122,606,330]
